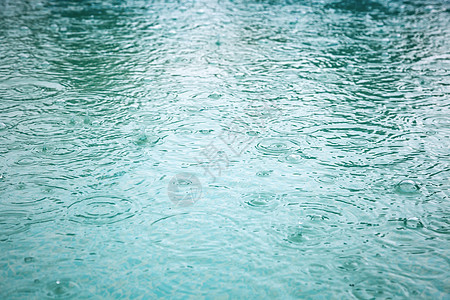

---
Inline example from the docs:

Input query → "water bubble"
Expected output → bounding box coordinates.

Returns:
[395,180,419,194]
[167,173,202,207]
[284,153,303,163]
[279,149,312,164]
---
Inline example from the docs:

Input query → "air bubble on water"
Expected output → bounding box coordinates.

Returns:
[396,179,419,194]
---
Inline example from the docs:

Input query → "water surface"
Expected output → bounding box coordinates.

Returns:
[0,0,449,298]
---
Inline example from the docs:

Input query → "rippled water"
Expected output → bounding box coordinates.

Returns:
[1,0,449,298]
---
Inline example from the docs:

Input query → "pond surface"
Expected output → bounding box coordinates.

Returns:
[0,0,449,298]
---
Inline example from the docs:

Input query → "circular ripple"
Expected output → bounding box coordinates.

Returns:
[0,210,30,241]
[423,115,450,129]
[2,192,50,207]
[285,225,304,244]
[42,279,80,299]
[268,118,316,136]
[135,111,174,127]
[67,196,138,225]
[148,212,246,254]
[31,142,84,161]
[270,215,343,249]
[15,116,75,139]
[255,138,301,157]
[395,258,446,283]
[424,215,449,235]
[242,192,280,210]
[423,134,450,158]
[266,200,354,251]
[167,173,202,207]
[1,82,62,101]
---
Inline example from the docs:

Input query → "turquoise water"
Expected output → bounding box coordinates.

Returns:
[1,0,449,298]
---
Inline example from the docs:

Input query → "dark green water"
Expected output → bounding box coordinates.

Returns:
[1,0,449,298]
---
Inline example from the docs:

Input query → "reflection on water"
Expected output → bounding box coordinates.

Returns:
[1,0,449,298]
